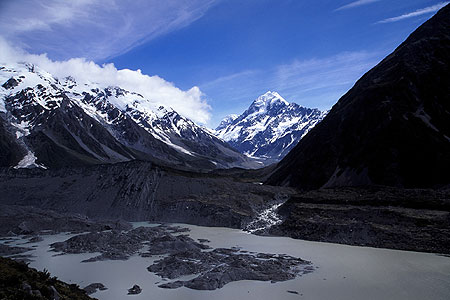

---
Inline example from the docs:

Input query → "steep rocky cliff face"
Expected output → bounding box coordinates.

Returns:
[267,5,450,189]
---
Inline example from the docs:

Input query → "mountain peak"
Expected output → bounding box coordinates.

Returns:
[253,91,288,106]
[246,91,289,116]
[215,91,326,161]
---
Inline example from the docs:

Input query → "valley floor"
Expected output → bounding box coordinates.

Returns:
[0,161,449,254]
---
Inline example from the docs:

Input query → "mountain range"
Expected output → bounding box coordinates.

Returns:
[0,63,257,170]
[215,91,326,162]
[0,3,449,258]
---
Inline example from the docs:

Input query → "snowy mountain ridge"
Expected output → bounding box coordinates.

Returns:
[0,62,256,169]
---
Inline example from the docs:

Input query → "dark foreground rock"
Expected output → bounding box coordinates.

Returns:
[149,248,311,290]
[127,284,142,295]
[83,283,107,295]
[0,256,95,299]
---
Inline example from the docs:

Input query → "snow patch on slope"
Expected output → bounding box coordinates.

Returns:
[14,151,47,169]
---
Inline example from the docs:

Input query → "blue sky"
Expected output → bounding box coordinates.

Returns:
[0,0,448,127]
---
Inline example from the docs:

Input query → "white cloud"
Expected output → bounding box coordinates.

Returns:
[273,51,382,105]
[335,0,381,11]
[0,0,219,60]
[200,70,258,89]
[0,38,211,124]
[377,2,449,24]
[275,52,380,89]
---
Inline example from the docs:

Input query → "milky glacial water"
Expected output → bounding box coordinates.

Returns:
[2,223,450,300]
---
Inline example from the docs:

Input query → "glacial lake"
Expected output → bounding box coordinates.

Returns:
[2,222,450,300]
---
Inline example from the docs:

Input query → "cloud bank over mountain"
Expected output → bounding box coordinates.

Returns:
[0,38,211,124]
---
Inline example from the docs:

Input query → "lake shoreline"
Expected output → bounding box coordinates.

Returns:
[1,220,450,300]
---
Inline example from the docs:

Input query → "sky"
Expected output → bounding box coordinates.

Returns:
[0,0,448,128]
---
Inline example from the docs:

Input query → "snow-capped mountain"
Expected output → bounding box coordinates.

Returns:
[215,91,327,161]
[0,62,256,170]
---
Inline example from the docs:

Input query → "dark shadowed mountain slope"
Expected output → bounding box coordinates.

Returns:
[267,5,450,189]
